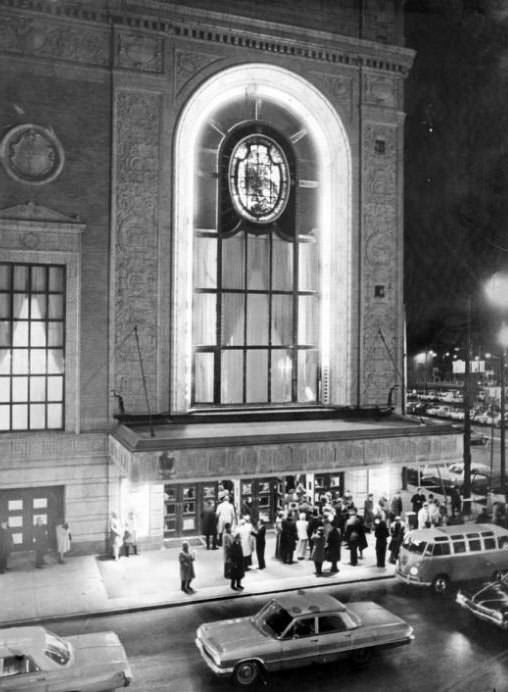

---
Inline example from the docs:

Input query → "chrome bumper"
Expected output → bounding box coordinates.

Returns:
[395,569,431,587]
[195,637,234,676]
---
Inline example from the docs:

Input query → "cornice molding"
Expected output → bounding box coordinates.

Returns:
[0,0,415,76]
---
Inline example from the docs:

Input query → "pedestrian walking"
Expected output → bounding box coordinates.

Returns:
[307,509,323,558]
[109,512,122,560]
[229,534,245,591]
[374,518,390,567]
[311,526,326,576]
[411,487,426,514]
[179,540,196,594]
[0,520,12,574]
[296,512,309,559]
[201,500,218,550]
[123,512,138,556]
[389,491,403,522]
[252,518,266,569]
[55,519,71,564]
[33,517,48,568]
[389,516,405,564]
[418,502,431,529]
[274,510,285,559]
[326,525,341,574]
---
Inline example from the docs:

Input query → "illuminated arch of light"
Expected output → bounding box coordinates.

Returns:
[172,63,352,412]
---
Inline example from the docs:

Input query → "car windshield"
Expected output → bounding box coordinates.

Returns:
[254,601,293,637]
[402,536,427,554]
[44,631,71,665]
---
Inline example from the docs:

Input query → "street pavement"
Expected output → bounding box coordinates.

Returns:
[0,532,395,627]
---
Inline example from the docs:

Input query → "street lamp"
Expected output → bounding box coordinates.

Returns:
[485,271,508,490]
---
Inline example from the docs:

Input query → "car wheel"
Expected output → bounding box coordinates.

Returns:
[350,647,372,667]
[233,660,261,687]
[432,574,450,594]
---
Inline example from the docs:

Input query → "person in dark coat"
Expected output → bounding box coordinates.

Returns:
[33,517,48,568]
[363,493,375,533]
[229,534,245,591]
[311,526,326,576]
[280,512,298,564]
[374,518,390,567]
[0,521,12,574]
[201,500,218,550]
[178,540,196,594]
[307,509,323,558]
[326,525,341,573]
[389,492,403,522]
[252,518,266,569]
[222,523,234,579]
[410,487,426,514]
[389,516,405,564]
[344,510,363,566]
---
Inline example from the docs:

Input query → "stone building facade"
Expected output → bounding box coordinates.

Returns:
[0,0,461,553]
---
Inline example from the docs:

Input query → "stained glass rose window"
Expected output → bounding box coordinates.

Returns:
[228,134,290,224]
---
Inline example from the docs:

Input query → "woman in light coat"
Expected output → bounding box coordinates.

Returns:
[55,521,71,564]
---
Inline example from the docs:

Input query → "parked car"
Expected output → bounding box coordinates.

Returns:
[0,626,132,690]
[456,574,508,628]
[195,590,414,686]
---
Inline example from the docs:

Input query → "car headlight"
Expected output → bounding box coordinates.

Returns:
[409,566,419,576]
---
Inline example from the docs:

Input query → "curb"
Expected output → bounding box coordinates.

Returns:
[0,573,395,628]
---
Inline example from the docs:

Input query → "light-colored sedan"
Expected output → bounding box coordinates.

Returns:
[195,590,414,687]
[0,626,132,691]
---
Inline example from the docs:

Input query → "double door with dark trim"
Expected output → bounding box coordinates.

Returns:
[0,485,64,551]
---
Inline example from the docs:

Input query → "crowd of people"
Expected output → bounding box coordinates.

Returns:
[179,488,411,594]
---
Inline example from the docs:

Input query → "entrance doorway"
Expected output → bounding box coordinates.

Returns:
[0,486,64,551]
[163,484,198,537]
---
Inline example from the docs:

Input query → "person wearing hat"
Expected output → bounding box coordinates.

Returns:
[311,526,326,576]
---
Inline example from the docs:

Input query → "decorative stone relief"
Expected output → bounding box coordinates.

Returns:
[309,71,353,120]
[0,124,65,185]
[175,50,221,94]
[113,90,160,414]
[363,73,396,108]
[0,13,109,66]
[116,31,163,72]
[361,122,400,404]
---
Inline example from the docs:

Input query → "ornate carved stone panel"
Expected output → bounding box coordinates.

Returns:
[113,90,161,413]
[116,31,163,73]
[361,122,400,404]
[363,73,397,108]
[0,124,65,185]
[308,71,354,120]
[0,13,109,66]
[174,49,222,95]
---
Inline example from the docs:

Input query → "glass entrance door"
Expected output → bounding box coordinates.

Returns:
[163,484,198,537]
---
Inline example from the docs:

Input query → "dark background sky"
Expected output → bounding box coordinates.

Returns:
[404,0,508,355]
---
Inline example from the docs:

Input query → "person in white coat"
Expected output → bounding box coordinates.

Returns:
[296,512,309,560]
[55,520,71,564]
[216,497,236,545]
[238,517,255,570]
[418,502,431,529]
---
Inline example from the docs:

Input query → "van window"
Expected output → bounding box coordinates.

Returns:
[466,533,481,552]
[498,535,508,550]
[483,537,496,550]
[432,542,450,556]
[403,536,427,554]
[452,540,466,554]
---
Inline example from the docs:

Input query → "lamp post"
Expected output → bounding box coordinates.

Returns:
[485,271,508,491]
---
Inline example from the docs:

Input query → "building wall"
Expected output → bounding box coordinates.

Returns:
[0,0,415,550]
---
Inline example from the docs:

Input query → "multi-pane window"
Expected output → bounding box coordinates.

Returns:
[0,263,65,431]
[192,124,320,406]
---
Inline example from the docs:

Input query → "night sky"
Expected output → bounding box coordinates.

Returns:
[404,0,508,355]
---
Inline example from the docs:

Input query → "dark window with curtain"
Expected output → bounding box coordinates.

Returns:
[192,122,320,406]
[0,263,65,431]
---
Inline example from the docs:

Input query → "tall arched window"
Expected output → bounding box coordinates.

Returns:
[193,122,320,405]
[173,65,352,414]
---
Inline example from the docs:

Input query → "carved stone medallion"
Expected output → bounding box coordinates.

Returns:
[0,124,65,185]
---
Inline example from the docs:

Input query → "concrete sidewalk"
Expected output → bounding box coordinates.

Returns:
[0,533,395,627]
